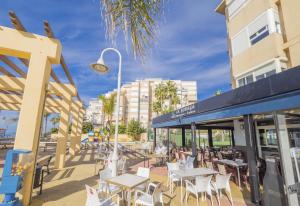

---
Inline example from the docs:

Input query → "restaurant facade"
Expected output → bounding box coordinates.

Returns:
[152,66,300,206]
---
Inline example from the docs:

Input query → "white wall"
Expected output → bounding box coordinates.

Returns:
[233,120,246,146]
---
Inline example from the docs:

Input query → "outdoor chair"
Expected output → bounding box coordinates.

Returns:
[211,173,233,206]
[185,175,214,206]
[166,162,180,194]
[117,157,127,175]
[85,185,120,206]
[217,164,227,175]
[217,152,223,160]
[98,168,121,196]
[197,152,204,167]
[136,167,150,191]
[185,156,195,169]
[134,182,164,206]
[206,161,214,170]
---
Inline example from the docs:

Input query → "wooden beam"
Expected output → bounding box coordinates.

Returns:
[0,26,61,63]
[0,102,60,113]
[0,76,77,96]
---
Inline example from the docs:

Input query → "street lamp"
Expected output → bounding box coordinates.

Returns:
[90,48,122,177]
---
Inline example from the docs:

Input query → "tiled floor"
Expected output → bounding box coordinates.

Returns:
[0,147,253,205]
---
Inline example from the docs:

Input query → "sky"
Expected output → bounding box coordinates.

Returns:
[0,0,231,135]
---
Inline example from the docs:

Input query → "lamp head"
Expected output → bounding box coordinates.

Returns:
[90,57,110,73]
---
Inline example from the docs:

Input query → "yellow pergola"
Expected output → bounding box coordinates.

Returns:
[0,12,85,205]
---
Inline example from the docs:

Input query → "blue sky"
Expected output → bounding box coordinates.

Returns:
[0,0,231,134]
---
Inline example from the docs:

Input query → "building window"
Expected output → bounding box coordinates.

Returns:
[238,74,253,87]
[255,69,276,81]
[249,25,269,45]
[227,0,248,18]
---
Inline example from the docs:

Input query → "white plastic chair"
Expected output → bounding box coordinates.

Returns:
[134,182,164,206]
[85,184,119,206]
[98,168,121,195]
[117,157,127,175]
[136,167,150,191]
[185,175,214,206]
[185,156,195,169]
[166,162,180,194]
[211,173,233,206]
[217,164,227,175]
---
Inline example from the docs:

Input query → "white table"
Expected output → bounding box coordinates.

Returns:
[106,173,149,206]
[172,168,218,203]
[215,159,247,188]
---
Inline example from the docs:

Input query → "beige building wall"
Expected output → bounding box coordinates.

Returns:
[91,78,197,131]
[216,0,300,88]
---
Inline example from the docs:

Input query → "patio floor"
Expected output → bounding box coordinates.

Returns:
[19,148,253,205]
[0,146,253,206]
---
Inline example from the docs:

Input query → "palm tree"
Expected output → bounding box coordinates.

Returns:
[100,0,165,60]
[43,113,50,137]
[153,82,167,114]
[50,116,60,129]
[99,93,116,143]
[165,81,180,111]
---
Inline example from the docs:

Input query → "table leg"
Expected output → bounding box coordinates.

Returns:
[127,189,132,206]
[181,178,183,203]
[237,167,241,188]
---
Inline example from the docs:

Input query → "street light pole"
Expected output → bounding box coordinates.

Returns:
[90,48,122,177]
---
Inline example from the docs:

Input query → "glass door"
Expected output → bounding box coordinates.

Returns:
[274,112,300,205]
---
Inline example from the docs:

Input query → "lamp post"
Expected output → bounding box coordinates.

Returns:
[90,48,122,177]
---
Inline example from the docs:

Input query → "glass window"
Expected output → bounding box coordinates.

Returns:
[250,25,269,45]
[255,69,276,80]
[265,70,276,77]
[212,130,232,147]
[238,74,254,87]
[259,128,278,147]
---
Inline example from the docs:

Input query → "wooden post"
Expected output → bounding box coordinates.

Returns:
[54,95,71,169]
[69,101,81,156]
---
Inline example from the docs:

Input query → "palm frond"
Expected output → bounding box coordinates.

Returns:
[101,0,165,61]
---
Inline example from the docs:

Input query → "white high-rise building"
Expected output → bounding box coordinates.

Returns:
[85,98,103,126]
[86,79,197,130]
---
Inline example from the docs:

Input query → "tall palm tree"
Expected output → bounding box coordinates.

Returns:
[43,113,50,137]
[99,93,116,143]
[50,116,60,129]
[165,81,180,111]
[153,82,167,114]
[100,0,165,60]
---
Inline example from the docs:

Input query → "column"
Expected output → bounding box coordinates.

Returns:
[244,114,260,204]
[191,122,197,156]
[75,110,84,152]
[69,102,79,156]
[54,95,71,169]
[208,128,213,147]
[231,129,235,147]
[182,127,186,147]
[153,128,157,149]
[191,122,197,167]
[13,54,53,205]
[273,112,299,205]
[167,128,170,161]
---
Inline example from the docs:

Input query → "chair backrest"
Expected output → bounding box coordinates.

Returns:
[186,156,195,169]
[167,162,179,172]
[217,152,223,160]
[175,152,180,160]
[215,173,232,189]
[217,164,227,175]
[235,158,244,163]
[85,185,100,206]
[147,182,162,205]
[206,161,214,170]
[180,153,186,161]
[117,157,126,171]
[195,175,213,192]
[136,167,150,178]
[99,168,112,181]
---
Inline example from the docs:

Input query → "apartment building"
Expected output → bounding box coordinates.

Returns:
[87,79,197,131]
[85,98,103,126]
[216,0,300,88]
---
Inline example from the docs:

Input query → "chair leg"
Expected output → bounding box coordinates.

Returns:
[196,194,199,206]
[228,190,234,206]
[185,191,189,203]
[210,195,214,206]
[216,190,220,206]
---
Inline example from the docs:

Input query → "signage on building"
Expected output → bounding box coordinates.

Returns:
[171,104,197,119]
